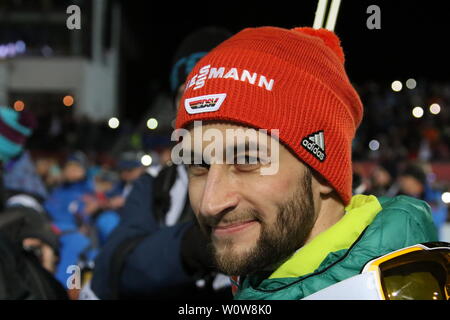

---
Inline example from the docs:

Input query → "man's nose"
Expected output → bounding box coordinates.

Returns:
[199,165,239,217]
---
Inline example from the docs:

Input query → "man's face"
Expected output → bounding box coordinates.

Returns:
[186,123,318,276]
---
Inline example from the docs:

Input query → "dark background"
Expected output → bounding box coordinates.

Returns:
[120,0,450,123]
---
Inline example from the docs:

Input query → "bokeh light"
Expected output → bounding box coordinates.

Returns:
[391,80,402,92]
[406,78,417,89]
[442,192,450,204]
[429,103,441,115]
[147,118,158,130]
[63,95,74,107]
[13,100,25,112]
[369,139,380,151]
[108,117,120,129]
[141,154,152,166]
[412,106,424,118]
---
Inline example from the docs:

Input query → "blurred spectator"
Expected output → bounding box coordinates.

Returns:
[368,165,394,197]
[89,26,233,300]
[0,106,67,299]
[353,79,450,163]
[116,150,147,198]
[388,162,448,240]
[88,169,122,245]
[398,164,427,198]
[3,151,48,202]
[35,156,62,192]
[0,107,48,205]
[44,151,94,289]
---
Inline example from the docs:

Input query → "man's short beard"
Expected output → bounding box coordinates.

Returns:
[199,168,316,276]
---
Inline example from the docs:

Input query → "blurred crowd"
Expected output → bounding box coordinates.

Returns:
[0,26,448,300]
[354,80,450,162]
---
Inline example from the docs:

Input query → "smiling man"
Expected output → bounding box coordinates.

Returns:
[182,122,337,277]
[174,26,438,299]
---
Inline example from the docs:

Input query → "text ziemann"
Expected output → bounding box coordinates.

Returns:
[187,65,275,91]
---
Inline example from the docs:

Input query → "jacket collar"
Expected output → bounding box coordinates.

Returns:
[268,195,383,279]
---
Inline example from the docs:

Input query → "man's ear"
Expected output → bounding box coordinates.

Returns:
[311,170,334,196]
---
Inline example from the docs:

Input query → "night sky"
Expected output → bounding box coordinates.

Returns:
[120,0,450,123]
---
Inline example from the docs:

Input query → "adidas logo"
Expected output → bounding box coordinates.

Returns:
[301,131,326,162]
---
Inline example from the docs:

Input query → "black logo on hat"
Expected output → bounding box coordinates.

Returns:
[301,131,326,162]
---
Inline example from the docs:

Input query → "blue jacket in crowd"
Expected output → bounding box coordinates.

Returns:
[91,173,195,299]
[44,178,94,287]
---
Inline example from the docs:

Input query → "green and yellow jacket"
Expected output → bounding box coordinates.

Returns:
[234,195,438,300]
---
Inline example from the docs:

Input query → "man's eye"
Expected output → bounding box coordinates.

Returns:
[235,155,260,164]
[187,163,210,175]
[234,155,261,171]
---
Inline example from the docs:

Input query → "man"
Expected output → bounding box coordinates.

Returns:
[174,26,438,299]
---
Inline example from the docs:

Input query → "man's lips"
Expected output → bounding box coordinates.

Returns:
[212,220,258,236]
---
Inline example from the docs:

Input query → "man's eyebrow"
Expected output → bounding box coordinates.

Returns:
[180,149,204,162]
[182,140,272,163]
[225,141,270,155]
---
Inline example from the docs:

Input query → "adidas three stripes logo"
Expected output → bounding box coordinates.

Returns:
[301,130,326,162]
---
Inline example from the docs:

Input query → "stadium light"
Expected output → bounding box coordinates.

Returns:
[391,81,402,92]
[412,106,424,118]
[369,139,380,151]
[15,40,26,54]
[13,100,25,112]
[108,117,120,129]
[429,103,441,115]
[442,192,450,204]
[141,154,153,166]
[63,95,74,107]
[406,78,417,89]
[147,118,158,130]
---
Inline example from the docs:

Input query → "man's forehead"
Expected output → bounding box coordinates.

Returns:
[187,121,253,131]
[185,121,277,146]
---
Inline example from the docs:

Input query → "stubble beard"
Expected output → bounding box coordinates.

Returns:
[200,169,316,276]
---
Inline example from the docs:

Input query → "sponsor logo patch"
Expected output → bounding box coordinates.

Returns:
[187,65,275,91]
[301,130,326,162]
[184,93,226,114]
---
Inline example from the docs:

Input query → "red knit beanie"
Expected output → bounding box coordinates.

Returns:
[175,26,363,205]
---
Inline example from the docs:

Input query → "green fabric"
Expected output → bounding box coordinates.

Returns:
[269,194,382,279]
[234,195,438,300]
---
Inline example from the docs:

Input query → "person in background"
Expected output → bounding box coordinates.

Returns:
[88,27,233,300]
[35,156,62,192]
[390,162,448,240]
[364,159,398,198]
[44,151,94,290]
[116,150,147,199]
[0,106,67,299]
[0,106,48,209]
[83,169,122,245]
